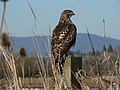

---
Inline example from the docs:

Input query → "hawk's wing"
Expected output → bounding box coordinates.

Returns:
[51,23,77,56]
[65,24,77,47]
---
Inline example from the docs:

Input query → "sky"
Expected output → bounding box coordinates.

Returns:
[0,0,120,39]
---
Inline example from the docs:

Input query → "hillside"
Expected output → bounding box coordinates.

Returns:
[11,33,120,56]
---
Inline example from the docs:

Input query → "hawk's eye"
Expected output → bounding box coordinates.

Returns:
[68,11,71,13]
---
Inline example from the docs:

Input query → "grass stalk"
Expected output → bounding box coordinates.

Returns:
[0,1,6,33]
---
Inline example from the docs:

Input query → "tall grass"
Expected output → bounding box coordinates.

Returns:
[78,0,120,89]
[0,0,20,89]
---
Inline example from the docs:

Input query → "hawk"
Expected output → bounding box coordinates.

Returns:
[51,10,77,74]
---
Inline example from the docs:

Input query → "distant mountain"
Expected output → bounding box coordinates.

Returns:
[11,33,120,56]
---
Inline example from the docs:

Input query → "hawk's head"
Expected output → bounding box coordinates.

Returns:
[61,10,75,18]
[59,10,75,23]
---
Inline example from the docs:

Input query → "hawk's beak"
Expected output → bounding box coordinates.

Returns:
[72,13,75,15]
[70,11,75,16]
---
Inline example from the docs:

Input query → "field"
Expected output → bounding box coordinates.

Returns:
[0,48,120,90]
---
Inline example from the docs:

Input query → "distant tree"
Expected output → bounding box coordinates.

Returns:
[74,50,81,56]
[87,51,92,55]
[95,50,101,55]
[108,44,113,52]
[76,50,81,55]
[68,51,74,56]
[102,45,107,52]
[115,45,120,53]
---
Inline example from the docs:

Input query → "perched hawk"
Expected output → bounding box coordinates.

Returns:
[51,10,77,74]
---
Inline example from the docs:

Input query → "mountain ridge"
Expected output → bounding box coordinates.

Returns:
[11,33,120,56]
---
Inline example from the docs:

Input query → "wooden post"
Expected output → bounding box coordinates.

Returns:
[64,55,71,89]
[64,55,82,89]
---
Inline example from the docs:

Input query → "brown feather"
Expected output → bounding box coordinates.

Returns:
[51,10,77,74]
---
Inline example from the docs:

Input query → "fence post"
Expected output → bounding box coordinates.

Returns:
[64,55,82,89]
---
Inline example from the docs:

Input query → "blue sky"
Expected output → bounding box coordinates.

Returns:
[0,0,120,39]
